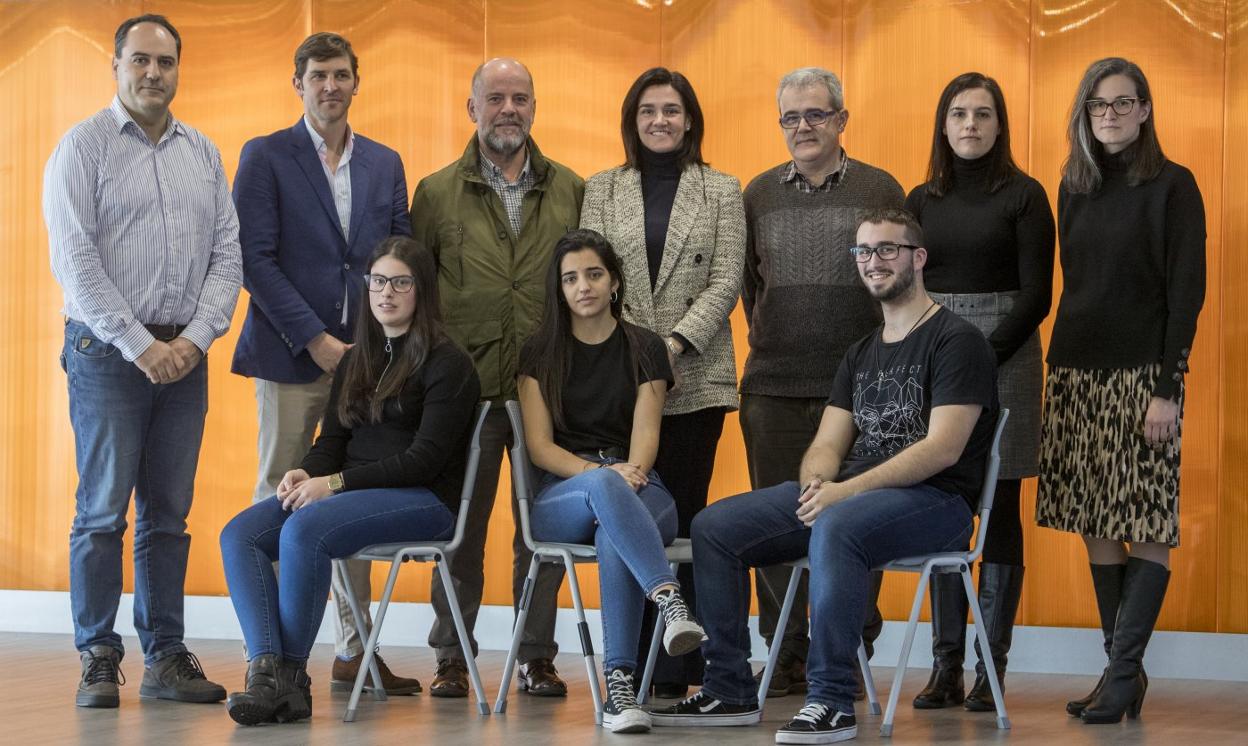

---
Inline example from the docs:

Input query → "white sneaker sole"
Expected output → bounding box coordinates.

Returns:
[774,725,858,743]
[663,620,708,657]
[650,709,761,727]
[603,708,652,733]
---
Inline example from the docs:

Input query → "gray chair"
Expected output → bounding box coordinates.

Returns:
[635,538,692,705]
[758,409,1010,737]
[336,402,492,721]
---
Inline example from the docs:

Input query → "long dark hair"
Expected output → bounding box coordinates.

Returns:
[621,67,707,170]
[521,229,655,430]
[924,72,1020,197]
[1063,57,1165,193]
[337,236,445,426]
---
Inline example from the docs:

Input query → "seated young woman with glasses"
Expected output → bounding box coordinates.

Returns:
[218,236,481,726]
[517,228,705,734]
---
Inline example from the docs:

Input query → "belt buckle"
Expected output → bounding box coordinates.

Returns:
[598,448,608,460]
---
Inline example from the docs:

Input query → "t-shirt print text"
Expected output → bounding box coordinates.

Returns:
[852,363,928,456]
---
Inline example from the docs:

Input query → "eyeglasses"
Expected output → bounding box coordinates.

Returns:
[848,243,920,262]
[1085,97,1141,117]
[779,109,840,130]
[364,273,415,293]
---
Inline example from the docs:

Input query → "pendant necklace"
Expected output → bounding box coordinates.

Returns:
[874,301,938,383]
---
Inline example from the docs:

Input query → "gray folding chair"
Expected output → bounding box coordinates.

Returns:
[635,537,692,704]
[336,402,492,721]
[492,400,605,723]
[759,409,1010,737]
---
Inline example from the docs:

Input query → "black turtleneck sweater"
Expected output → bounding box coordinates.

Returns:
[300,335,482,509]
[904,156,1055,365]
[639,146,682,290]
[1048,148,1205,400]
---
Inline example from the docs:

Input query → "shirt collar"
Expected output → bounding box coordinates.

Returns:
[479,149,531,184]
[303,115,354,161]
[109,96,184,140]
[781,149,849,187]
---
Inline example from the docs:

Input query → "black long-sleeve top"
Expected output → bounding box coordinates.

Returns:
[300,335,482,510]
[905,157,1055,365]
[1048,148,1206,400]
[639,146,681,290]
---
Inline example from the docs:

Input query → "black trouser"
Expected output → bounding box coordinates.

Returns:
[740,393,884,662]
[635,407,727,685]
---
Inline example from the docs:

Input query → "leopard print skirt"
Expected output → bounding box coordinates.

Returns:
[1035,364,1182,546]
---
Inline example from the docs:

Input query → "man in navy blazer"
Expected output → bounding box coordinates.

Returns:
[230,32,419,694]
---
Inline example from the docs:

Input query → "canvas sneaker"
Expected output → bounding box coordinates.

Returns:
[649,689,761,727]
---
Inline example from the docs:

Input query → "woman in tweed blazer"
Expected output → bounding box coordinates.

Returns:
[581,67,745,698]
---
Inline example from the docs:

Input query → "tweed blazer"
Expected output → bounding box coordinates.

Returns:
[581,164,746,415]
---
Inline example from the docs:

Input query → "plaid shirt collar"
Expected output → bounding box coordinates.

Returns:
[781,149,850,193]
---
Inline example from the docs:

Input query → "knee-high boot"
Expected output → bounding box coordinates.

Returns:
[1081,557,1169,724]
[913,571,968,708]
[964,563,1025,711]
[1066,563,1128,716]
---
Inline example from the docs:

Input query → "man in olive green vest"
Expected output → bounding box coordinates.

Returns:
[411,57,583,698]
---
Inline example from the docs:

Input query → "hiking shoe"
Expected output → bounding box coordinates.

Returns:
[650,689,761,727]
[77,646,124,708]
[140,650,226,703]
[775,704,857,744]
[654,590,707,657]
[602,668,650,733]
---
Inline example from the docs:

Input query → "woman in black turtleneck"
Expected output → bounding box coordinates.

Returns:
[580,67,746,698]
[1037,58,1204,726]
[904,72,1054,714]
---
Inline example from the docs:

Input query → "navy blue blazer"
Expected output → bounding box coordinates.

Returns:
[230,120,411,384]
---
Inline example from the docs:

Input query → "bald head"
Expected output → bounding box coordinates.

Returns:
[471,57,534,99]
[468,57,536,159]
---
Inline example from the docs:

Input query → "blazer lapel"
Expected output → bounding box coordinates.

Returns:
[290,120,346,242]
[653,165,705,294]
[614,169,656,325]
[346,140,372,249]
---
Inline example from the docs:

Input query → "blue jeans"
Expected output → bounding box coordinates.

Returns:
[220,489,454,662]
[692,481,973,713]
[530,464,678,672]
[63,320,207,665]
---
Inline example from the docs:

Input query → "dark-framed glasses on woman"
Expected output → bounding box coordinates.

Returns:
[364,273,415,293]
[1085,97,1140,117]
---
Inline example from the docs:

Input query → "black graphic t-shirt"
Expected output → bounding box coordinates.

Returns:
[826,307,999,508]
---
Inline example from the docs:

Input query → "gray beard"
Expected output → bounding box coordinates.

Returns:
[485,128,526,157]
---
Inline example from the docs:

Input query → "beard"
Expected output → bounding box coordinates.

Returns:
[484,120,528,156]
[866,264,916,302]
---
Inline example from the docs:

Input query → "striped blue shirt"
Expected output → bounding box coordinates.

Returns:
[44,97,243,361]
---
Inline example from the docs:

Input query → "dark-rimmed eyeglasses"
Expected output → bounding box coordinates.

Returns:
[848,243,920,262]
[364,273,415,293]
[1085,97,1141,117]
[779,109,840,130]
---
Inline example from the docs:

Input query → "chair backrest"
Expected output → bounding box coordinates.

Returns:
[444,402,492,554]
[966,408,1010,563]
[503,400,540,553]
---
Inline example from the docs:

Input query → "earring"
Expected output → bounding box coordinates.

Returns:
[611,291,619,303]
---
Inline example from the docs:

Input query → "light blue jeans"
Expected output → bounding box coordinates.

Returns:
[529,463,678,672]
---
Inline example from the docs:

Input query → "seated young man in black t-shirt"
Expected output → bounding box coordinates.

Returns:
[651,208,999,744]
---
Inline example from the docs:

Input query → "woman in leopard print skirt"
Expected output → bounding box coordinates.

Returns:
[1036,58,1205,725]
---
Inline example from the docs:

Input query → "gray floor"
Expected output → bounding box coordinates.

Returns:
[6,632,1246,745]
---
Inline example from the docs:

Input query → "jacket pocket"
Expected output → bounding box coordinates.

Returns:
[452,317,505,399]
[436,223,464,289]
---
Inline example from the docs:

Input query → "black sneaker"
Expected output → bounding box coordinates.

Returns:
[775,704,857,744]
[602,668,650,733]
[649,689,761,727]
[654,590,707,657]
[139,651,226,703]
[77,646,124,708]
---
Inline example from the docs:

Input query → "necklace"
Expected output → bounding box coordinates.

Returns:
[873,301,939,382]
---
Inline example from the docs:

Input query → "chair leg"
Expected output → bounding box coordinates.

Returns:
[962,568,1010,730]
[757,565,803,705]
[858,640,881,715]
[560,550,603,724]
[436,557,490,716]
[493,554,540,714]
[637,560,678,705]
[343,558,401,722]
[881,565,932,738]
[338,560,387,705]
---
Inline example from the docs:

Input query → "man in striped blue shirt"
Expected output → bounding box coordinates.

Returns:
[43,14,241,710]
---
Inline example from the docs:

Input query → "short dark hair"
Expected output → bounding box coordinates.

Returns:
[924,72,1021,198]
[858,207,924,247]
[294,32,358,80]
[114,14,181,60]
[620,67,706,170]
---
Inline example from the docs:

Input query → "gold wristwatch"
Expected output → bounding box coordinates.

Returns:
[327,472,345,494]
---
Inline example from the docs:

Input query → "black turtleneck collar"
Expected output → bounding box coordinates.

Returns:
[639,145,682,178]
[1100,140,1139,174]
[951,153,992,184]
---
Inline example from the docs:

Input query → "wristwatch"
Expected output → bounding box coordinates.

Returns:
[327,472,345,494]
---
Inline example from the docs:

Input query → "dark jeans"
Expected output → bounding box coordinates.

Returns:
[692,481,973,713]
[636,407,727,685]
[221,490,454,662]
[63,320,206,665]
[428,406,564,663]
[740,393,884,661]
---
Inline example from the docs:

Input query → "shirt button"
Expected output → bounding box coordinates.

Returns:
[335,302,343,310]
[498,230,507,240]
[694,254,703,264]
[512,281,521,291]
[343,262,351,270]
[686,298,694,307]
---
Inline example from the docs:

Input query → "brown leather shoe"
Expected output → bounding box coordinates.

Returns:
[517,658,567,697]
[330,653,421,695]
[429,659,470,698]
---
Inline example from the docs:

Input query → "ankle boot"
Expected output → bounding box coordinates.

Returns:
[913,571,968,709]
[227,654,280,725]
[1066,563,1125,716]
[965,563,1025,712]
[1082,557,1169,724]
[276,658,312,722]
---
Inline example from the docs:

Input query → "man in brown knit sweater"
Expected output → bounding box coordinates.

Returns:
[740,67,904,697]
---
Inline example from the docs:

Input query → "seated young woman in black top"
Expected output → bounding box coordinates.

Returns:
[517,229,704,734]
[219,236,480,725]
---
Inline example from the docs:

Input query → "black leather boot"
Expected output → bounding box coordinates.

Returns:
[1082,557,1169,724]
[1066,563,1125,716]
[276,658,312,723]
[227,654,280,725]
[912,571,968,709]
[964,563,1024,711]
